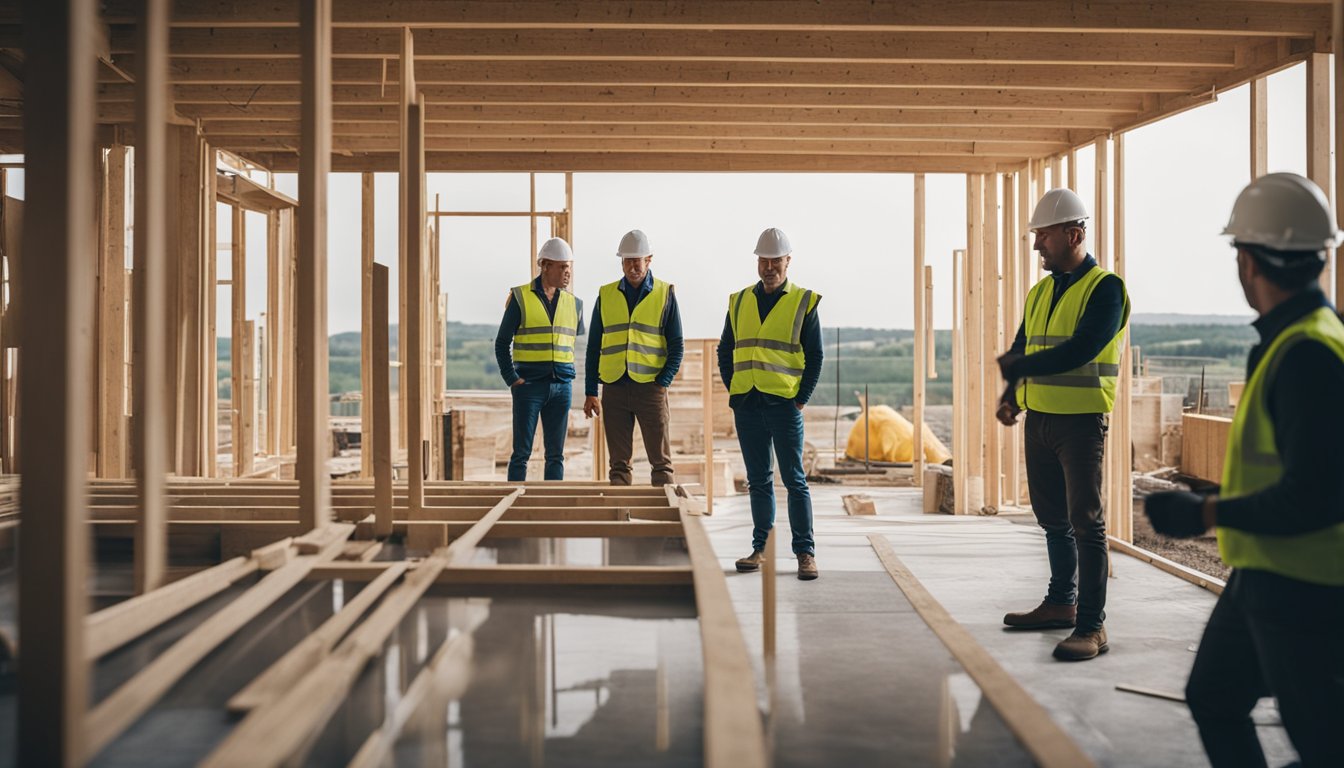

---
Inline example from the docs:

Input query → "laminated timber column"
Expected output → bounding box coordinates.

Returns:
[951,249,966,514]
[1251,78,1269,180]
[406,95,426,515]
[361,172,374,477]
[1110,134,1134,543]
[1017,163,1035,506]
[964,175,986,514]
[1001,172,1020,506]
[167,124,208,476]
[265,210,283,456]
[397,28,415,452]
[297,0,333,530]
[912,174,926,487]
[98,145,128,478]
[18,0,96,762]
[1306,52,1331,300]
[132,0,169,595]
[983,175,1002,511]
[230,205,251,476]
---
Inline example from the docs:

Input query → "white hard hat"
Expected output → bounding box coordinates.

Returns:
[617,229,653,258]
[537,237,574,262]
[754,227,792,259]
[1222,172,1341,254]
[1028,188,1090,230]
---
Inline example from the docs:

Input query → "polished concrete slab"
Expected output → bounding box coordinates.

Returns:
[701,485,1296,767]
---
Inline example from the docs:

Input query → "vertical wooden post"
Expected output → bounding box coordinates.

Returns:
[912,174,926,486]
[1095,138,1109,269]
[265,211,281,456]
[1001,172,1019,506]
[171,126,203,477]
[297,0,333,530]
[230,205,247,475]
[982,175,1001,511]
[924,266,935,380]
[1306,52,1331,200]
[360,172,374,477]
[1251,78,1268,180]
[203,145,218,477]
[99,146,128,478]
[1018,163,1036,506]
[132,0,168,596]
[373,264,393,536]
[529,172,539,280]
[1067,149,1078,192]
[1048,155,1062,191]
[965,175,985,514]
[18,1,96,761]
[239,320,255,475]
[701,338,714,515]
[1111,133,1134,542]
[406,96,426,515]
[397,28,414,453]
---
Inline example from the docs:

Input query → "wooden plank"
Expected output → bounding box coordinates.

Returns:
[869,535,1094,768]
[680,506,766,768]
[951,248,966,514]
[966,175,984,513]
[84,523,354,762]
[1110,133,1134,542]
[200,489,520,767]
[87,555,258,660]
[99,145,128,479]
[1108,536,1225,595]
[359,171,373,477]
[265,211,282,455]
[230,204,247,475]
[307,562,693,585]
[1305,52,1330,204]
[372,263,393,536]
[1001,172,1020,505]
[132,0,170,594]
[296,0,332,530]
[701,339,715,515]
[396,27,413,453]
[202,134,219,478]
[406,94,426,516]
[983,173,1001,511]
[1250,78,1268,179]
[17,2,98,758]
[226,560,408,712]
[912,173,926,486]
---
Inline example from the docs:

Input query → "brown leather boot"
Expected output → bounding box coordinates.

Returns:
[1053,627,1108,661]
[735,549,764,572]
[797,553,819,581]
[1002,601,1077,630]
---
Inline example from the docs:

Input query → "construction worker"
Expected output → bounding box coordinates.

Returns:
[582,230,685,485]
[722,228,823,581]
[996,188,1131,661]
[495,237,584,481]
[1144,173,1344,767]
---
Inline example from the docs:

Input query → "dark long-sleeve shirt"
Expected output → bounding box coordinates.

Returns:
[1004,255,1126,382]
[494,276,585,386]
[584,271,685,396]
[1215,289,1344,536]
[717,281,824,408]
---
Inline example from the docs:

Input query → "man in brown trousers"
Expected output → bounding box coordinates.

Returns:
[583,230,685,485]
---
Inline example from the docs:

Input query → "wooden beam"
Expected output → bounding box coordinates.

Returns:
[99,145,128,479]
[17,1,97,761]
[360,172,374,477]
[215,170,298,211]
[680,506,767,768]
[84,525,354,761]
[1250,77,1268,179]
[912,173,926,486]
[406,94,426,516]
[1306,52,1331,201]
[869,535,1094,768]
[114,27,1247,67]
[296,0,332,530]
[91,1,1333,37]
[132,0,170,594]
[307,562,694,586]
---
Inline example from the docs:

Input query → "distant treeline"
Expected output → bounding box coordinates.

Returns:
[217,321,1258,409]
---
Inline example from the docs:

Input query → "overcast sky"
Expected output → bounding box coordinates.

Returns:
[242,63,1325,339]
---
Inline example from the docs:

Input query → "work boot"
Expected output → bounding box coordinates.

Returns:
[797,553,819,581]
[735,549,764,572]
[1053,627,1109,661]
[1002,601,1077,630]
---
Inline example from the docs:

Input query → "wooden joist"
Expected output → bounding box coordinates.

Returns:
[305,562,695,586]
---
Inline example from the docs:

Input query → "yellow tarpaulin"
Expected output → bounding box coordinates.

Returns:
[845,405,951,464]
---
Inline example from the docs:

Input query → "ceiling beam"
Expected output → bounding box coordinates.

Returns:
[107,57,1217,92]
[86,1,1330,37]
[97,83,1149,112]
[99,27,1243,68]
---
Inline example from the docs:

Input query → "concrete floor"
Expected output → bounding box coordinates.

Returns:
[701,485,1297,767]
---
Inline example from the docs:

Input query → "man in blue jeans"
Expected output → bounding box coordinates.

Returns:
[494,237,585,481]
[719,228,824,580]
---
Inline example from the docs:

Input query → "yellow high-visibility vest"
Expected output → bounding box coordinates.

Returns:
[598,278,671,384]
[1219,306,1344,586]
[1016,266,1130,414]
[510,283,578,364]
[728,281,820,400]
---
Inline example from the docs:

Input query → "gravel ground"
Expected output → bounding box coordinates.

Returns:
[1132,496,1230,580]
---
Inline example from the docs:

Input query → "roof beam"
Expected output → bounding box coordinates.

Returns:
[108,57,1216,92]
[102,27,1243,67]
[88,1,1330,37]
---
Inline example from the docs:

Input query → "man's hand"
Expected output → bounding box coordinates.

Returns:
[1144,491,1212,538]
[995,399,1021,426]
[996,352,1024,381]
[510,378,525,388]
[795,401,805,411]
[583,396,601,418]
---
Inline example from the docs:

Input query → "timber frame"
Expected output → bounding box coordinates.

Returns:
[4,1,1344,765]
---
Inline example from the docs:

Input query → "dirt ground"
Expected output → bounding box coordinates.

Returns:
[1132,496,1230,580]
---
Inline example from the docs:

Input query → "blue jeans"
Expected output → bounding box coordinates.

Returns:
[734,404,814,555]
[508,380,571,481]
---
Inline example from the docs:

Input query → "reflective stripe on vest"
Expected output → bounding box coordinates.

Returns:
[510,284,578,364]
[1015,266,1130,414]
[728,281,820,400]
[1218,306,1344,586]
[598,278,671,383]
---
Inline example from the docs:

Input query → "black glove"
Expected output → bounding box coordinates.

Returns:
[1144,491,1210,538]
[997,352,1024,382]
